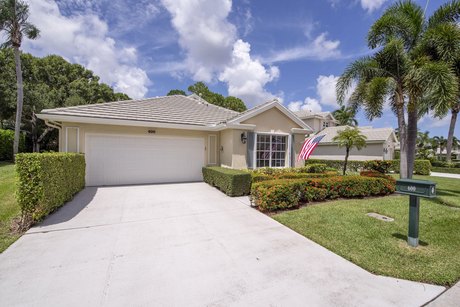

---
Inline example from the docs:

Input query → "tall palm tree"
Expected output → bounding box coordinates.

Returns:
[332,127,367,175]
[332,106,358,126]
[337,1,459,179]
[421,1,460,163]
[0,0,39,157]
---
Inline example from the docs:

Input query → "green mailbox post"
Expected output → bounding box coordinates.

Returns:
[396,179,436,247]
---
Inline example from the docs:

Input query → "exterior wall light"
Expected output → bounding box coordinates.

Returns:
[241,132,247,144]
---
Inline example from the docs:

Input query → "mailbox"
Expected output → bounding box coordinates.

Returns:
[396,179,437,247]
[396,179,436,198]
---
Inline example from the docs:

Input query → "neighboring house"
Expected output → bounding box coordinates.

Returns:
[294,110,338,133]
[37,95,312,186]
[435,148,460,160]
[310,126,398,161]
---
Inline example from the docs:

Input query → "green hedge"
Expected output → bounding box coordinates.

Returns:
[360,170,396,183]
[306,158,431,175]
[202,167,251,196]
[0,129,25,161]
[251,175,395,211]
[251,171,338,183]
[432,167,460,174]
[16,153,86,224]
[306,159,366,172]
[389,160,431,175]
[363,160,393,173]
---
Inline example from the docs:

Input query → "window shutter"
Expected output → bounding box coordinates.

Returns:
[247,132,255,169]
[290,134,295,167]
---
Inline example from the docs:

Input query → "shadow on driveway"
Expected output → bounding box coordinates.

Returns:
[37,187,98,227]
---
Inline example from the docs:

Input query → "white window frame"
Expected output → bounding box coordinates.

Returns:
[207,134,217,165]
[65,127,80,152]
[254,132,291,168]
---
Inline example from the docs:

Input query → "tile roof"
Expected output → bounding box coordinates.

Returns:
[40,95,239,127]
[294,110,334,119]
[315,126,397,143]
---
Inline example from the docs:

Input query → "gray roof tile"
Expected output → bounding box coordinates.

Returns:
[316,126,397,143]
[40,95,240,126]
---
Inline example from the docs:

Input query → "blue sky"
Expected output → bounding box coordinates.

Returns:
[23,0,458,138]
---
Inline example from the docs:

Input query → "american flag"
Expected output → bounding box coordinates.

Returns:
[298,134,326,161]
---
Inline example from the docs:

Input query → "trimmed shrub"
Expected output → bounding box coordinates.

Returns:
[202,166,251,196]
[0,129,25,161]
[251,175,395,211]
[389,160,431,175]
[308,158,431,175]
[16,153,85,225]
[360,170,396,183]
[251,171,337,183]
[250,179,302,211]
[363,160,393,173]
[305,163,327,173]
[306,159,366,172]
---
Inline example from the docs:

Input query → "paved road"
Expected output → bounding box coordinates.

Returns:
[431,172,460,179]
[0,183,444,306]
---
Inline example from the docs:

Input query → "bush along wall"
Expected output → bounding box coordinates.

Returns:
[306,159,431,175]
[16,153,85,226]
[202,166,252,196]
[251,175,395,212]
[0,129,25,161]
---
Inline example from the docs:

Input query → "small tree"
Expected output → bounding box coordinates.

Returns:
[333,127,367,175]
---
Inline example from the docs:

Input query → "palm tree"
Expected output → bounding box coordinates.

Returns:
[421,1,460,163]
[332,127,367,175]
[337,1,459,179]
[432,136,448,160]
[0,0,39,157]
[332,106,358,126]
[416,131,435,159]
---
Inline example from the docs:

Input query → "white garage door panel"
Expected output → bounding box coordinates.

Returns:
[86,134,205,186]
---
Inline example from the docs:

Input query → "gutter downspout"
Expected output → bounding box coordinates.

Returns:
[45,120,62,130]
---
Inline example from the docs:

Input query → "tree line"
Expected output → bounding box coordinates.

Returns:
[167,82,247,112]
[0,48,130,151]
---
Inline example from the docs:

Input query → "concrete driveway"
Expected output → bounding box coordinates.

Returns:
[0,183,444,306]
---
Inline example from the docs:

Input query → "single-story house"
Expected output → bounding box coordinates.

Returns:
[310,125,398,161]
[294,110,338,133]
[37,94,313,186]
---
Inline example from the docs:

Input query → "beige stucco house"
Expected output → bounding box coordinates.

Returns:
[310,126,398,161]
[294,110,338,133]
[37,94,313,186]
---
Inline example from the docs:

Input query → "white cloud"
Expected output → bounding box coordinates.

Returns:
[161,0,236,82]
[161,0,279,106]
[419,111,452,128]
[262,33,341,63]
[360,0,388,13]
[219,40,279,104]
[317,75,340,107]
[24,0,150,99]
[288,97,322,113]
[327,0,387,13]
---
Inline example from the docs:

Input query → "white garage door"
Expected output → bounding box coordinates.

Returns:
[85,134,205,186]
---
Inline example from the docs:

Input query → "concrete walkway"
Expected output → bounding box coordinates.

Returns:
[426,282,460,306]
[431,172,460,179]
[0,183,444,306]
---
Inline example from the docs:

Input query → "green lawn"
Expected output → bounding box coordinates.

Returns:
[274,175,460,286]
[0,162,21,253]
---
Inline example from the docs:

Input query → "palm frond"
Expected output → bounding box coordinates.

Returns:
[368,1,424,50]
[336,56,383,103]
[428,0,460,28]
